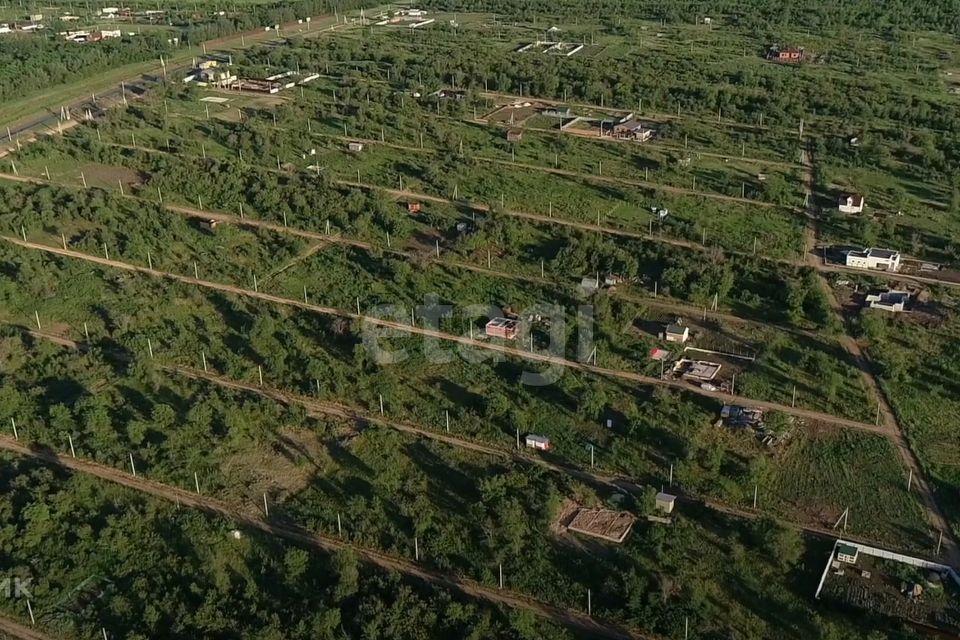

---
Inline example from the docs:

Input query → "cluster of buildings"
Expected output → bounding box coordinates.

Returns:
[767,44,805,63]
[184,60,237,87]
[183,61,318,94]
[0,18,45,34]
[375,8,433,28]
[62,28,122,43]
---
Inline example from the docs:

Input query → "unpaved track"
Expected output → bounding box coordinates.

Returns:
[0,435,646,640]
[3,235,898,436]
[0,614,56,640]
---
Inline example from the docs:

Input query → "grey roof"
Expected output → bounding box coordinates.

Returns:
[665,323,686,334]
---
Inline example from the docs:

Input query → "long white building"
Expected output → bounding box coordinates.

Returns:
[845,247,901,272]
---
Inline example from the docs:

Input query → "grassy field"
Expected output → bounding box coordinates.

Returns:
[851,284,960,533]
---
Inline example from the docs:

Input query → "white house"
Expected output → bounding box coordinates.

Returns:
[525,434,551,451]
[838,193,865,214]
[836,543,859,564]
[655,492,676,514]
[845,247,901,272]
[865,290,910,312]
[662,323,689,343]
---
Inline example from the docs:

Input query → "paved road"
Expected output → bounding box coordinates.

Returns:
[0,434,648,640]
[2,235,901,437]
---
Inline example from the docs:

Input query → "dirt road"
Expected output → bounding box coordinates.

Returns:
[0,614,56,640]
[3,235,899,438]
[0,435,647,640]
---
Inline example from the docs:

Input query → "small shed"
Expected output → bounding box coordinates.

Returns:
[662,324,689,343]
[655,492,676,514]
[485,317,519,340]
[506,129,523,143]
[525,434,552,451]
[347,141,364,152]
[406,202,422,213]
[836,543,859,564]
[838,193,865,214]
[199,218,220,231]
[580,276,600,295]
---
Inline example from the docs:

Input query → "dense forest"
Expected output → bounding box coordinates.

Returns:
[422,0,960,34]
[0,34,171,103]
[179,0,378,43]
[0,457,567,639]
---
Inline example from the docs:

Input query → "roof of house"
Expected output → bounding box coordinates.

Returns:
[486,317,519,329]
[665,323,687,335]
[867,248,899,259]
[655,492,676,503]
[840,193,864,205]
[848,247,899,260]
[526,434,550,443]
[837,543,859,556]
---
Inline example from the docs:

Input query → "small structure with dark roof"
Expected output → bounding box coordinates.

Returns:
[662,323,689,343]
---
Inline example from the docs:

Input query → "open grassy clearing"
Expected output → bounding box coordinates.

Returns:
[766,428,927,547]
